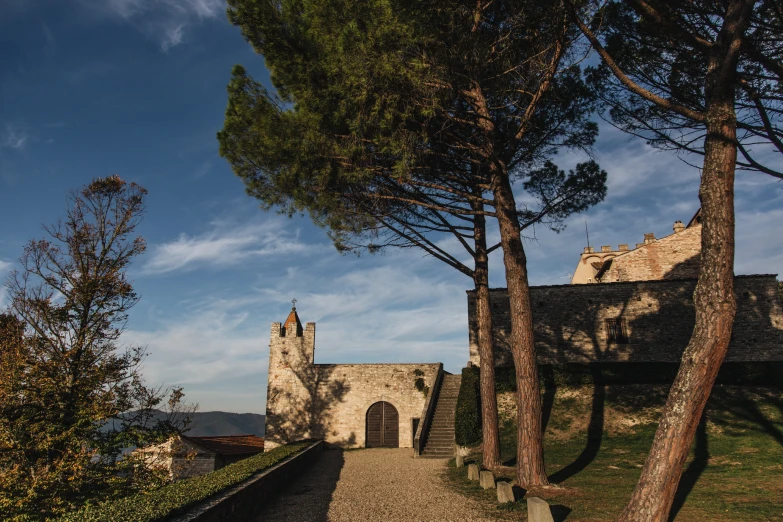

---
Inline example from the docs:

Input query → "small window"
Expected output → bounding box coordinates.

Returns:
[605,318,628,343]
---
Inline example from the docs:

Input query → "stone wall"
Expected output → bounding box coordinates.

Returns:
[264,320,440,450]
[467,275,783,366]
[600,223,701,282]
[138,437,216,480]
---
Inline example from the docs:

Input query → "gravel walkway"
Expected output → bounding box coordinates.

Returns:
[253,448,493,521]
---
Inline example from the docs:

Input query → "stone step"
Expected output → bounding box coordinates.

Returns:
[423,448,454,457]
[418,376,461,457]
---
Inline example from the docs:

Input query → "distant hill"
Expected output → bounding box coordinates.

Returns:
[184,411,265,437]
[107,411,265,437]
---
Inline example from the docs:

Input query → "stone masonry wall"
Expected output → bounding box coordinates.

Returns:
[138,436,216,480]
[600,224,701,282]
[264,320,440,450]
[468,275,783,366]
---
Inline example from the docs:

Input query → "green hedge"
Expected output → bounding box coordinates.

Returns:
[58,441,312,522]
[455,366,482,446]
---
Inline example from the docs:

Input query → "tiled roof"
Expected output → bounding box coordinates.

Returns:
[183,435,265,456]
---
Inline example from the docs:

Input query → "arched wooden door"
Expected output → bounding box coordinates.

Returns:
[366,401,399,448]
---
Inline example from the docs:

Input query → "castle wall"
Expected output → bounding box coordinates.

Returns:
[600,223,702,282]
[468,275,783,366]
[264,321,440,450]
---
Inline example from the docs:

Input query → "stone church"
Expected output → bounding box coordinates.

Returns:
[264,210,783,453]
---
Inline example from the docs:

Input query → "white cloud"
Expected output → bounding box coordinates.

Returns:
[126,255,470,413]
[3,124,27,150]
[160,23,185,52]
[141,219,326,275]
[0,259,13,309]
[96,0,225,51]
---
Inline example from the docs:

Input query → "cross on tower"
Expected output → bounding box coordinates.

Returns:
[291,298,297,310]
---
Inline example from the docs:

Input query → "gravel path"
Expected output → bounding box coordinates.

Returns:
[253,448,494,521]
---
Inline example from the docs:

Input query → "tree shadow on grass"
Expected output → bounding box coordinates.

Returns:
[541,365,557,435]
[668,414,708,521]
[548,367,606,484]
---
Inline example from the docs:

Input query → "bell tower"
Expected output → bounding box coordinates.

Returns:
[264,300,316,450]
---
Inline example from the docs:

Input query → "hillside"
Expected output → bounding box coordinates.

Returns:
[184,411,265,437]
[109,411,265,437]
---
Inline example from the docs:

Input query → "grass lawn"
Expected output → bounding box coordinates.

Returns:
[444,385,783,521]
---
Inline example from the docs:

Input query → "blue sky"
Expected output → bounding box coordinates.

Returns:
[1,0,781,414]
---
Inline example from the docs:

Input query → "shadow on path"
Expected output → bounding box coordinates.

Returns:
[254,448,344,522]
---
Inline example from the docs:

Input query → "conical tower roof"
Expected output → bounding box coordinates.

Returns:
[283,300,303,336]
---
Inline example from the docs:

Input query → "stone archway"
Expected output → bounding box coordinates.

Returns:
[365,401,399,448]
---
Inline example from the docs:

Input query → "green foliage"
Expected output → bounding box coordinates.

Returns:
[0,177,193,521]
[413,369,424,377]
[414,377,429,397]
[455,366,482,446]
[58,441,312,522]
[219,0,607,266]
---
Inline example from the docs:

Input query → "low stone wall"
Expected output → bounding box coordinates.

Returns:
[468,275,783,365]
[171,440,323,522]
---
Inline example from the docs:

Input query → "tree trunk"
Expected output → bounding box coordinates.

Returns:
[491,162,548,487]
[472,201,501,470]
[617,3,751,520]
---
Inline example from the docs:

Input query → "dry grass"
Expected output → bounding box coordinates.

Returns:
[445,384,783,521]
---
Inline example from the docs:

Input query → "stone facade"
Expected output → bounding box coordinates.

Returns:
[264,311,440,450]
[138,434,266,480]
[571,214,701,284]
[467,275,783,366]
[138,436,218,480]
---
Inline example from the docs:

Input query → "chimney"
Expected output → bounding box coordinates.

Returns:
[601,245,611,252]
[673,220,685,233]
[618,244,629,251]
[585,246,595,253]
[644,233,655,244]
[636,243,644,249]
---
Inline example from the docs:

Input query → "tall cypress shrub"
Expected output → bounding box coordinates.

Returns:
[455,366,482,446]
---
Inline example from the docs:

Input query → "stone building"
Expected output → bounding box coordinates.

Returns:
[571,211,701,284]
[263,306,442,451]
[266,210,782,451]
[139,434,265,480]
[468,211,783,366]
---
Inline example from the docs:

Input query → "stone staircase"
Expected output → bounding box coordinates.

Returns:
[420,373,461,458]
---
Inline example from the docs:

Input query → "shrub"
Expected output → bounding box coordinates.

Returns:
[58,441,312,522]
[455,366,482,446]
[414,377,429,397]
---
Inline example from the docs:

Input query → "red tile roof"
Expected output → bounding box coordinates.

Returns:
[183,435,265,456]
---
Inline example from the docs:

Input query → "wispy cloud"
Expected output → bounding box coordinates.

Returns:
[3,124,28,150]
[161,23,185,51]
[141,219,326,275]
[95,0,225,51]
[0,259,13,309]
[126,254,468,413]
